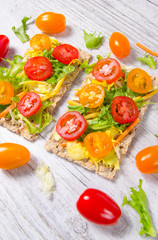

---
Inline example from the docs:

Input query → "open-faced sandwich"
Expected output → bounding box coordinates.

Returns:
[45,57,158,180]
[0,34,91,141]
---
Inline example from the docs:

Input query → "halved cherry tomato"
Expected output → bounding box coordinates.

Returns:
[52,44,79,64]
[109,32,130,58]
[135,145,158,174]
[79,83,105,108]
[111,96,139,124]
[35,12,66,34]
[0,35,9,62]
[127,68,152,94]
[18,92,41,117]
[0,143,30,170]
[24,56,53,81]
[56,111,87,141]
[76,188,121,225]
[92,58,121,84]
[30,34,51,51]
[84,132,113,158]
[0,80,14,105]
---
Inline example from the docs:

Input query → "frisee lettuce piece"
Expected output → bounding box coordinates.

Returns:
[47,60,75,84]
[122,179,157,237]
[68,105,89,115]
[36,162,55,197]
[80,60,95,73]
[96,55,103,61]
[12,16,31,43]
[155,134,158,138]
[138,53,157,69]
[83,30,103,49]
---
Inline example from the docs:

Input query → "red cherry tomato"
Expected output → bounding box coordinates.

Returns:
[109,32,130,58]
[76,189,121,225]
[0,35,9,62]
[18,92,41,117]
[111,96,139,124]
[35,12,66,34]
[52,44,79,64]
[135,145,158,174]
[92,58,121,84]
[0,143,30,170]
[24,56,53,81]
[56,111,87,141]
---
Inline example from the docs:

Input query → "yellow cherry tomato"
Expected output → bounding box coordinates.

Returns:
[35,12,66,34]
[30,34,51,51]
[0,80,14,105]
[0,143,30,169]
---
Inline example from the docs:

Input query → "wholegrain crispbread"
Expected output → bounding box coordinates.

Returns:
[45,73,158,180]
[0,49,91,141]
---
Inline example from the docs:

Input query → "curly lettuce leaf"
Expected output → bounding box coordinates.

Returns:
[122,179,157,237]
[12,17,31,43]
[68,105,89,115]
[80,60,95,73]
[83,30,103,49]
[47,60,75,84]
[12,101,53,134]
[138,53,157,69]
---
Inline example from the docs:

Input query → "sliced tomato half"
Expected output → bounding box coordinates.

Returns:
[52,44,79,64]
[24,56,53,81]
[111,96,139,124]
[92,58,121,84]
[56,111,87,141]
[18,92,41,117]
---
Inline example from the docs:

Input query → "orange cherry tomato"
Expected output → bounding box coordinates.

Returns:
[30,34,51,51]
[109,32,130,58]
[84,132,113,158]
[35,12,66,34]
[0,80,14,105]
[127,68,152,93]
[0,143,30,170]
[135,145,158,174]
[79,83,105,108]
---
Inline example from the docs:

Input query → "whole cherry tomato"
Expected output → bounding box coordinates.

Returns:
[56,111,87,141]
[79,83,105,108]
[84,132,113,158]
[35,12,66,34]
[18,92,41,117]
[76,188,121,225]
[111,96,139,124]
[52,44,79,64]
[24,56,53,81]
[127,68,152,94]
[135,145,158,174]
[0,80,14,105]
[109,32,130,58]
[92,58,121,84]
[0,35,9,62]
[30,34,51,51]
[0,143,30,169]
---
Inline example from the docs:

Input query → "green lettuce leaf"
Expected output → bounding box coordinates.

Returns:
[12,101,53,134]
[68,105,89,115]
[83,30,103,49]
[80,60,95,73]
[155,134,158,138]
[12,16,31,43]
[47,60,75,84]
[122,179,157,237]
[138,53,157,70]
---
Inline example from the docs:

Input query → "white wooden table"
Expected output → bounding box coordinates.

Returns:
[0,0,158,239]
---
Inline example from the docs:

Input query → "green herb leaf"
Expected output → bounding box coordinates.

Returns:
[96,55,103,61]
[80,60,95,73]
[155,134,158,138]
[122,179,157,237]
[106,52,112,58]
[11,96,20,103]
[138,53,157,70]
[12,17,31,43]
[83,30,103,49]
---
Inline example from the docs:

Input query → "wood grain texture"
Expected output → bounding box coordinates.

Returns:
[0,0,158,239]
